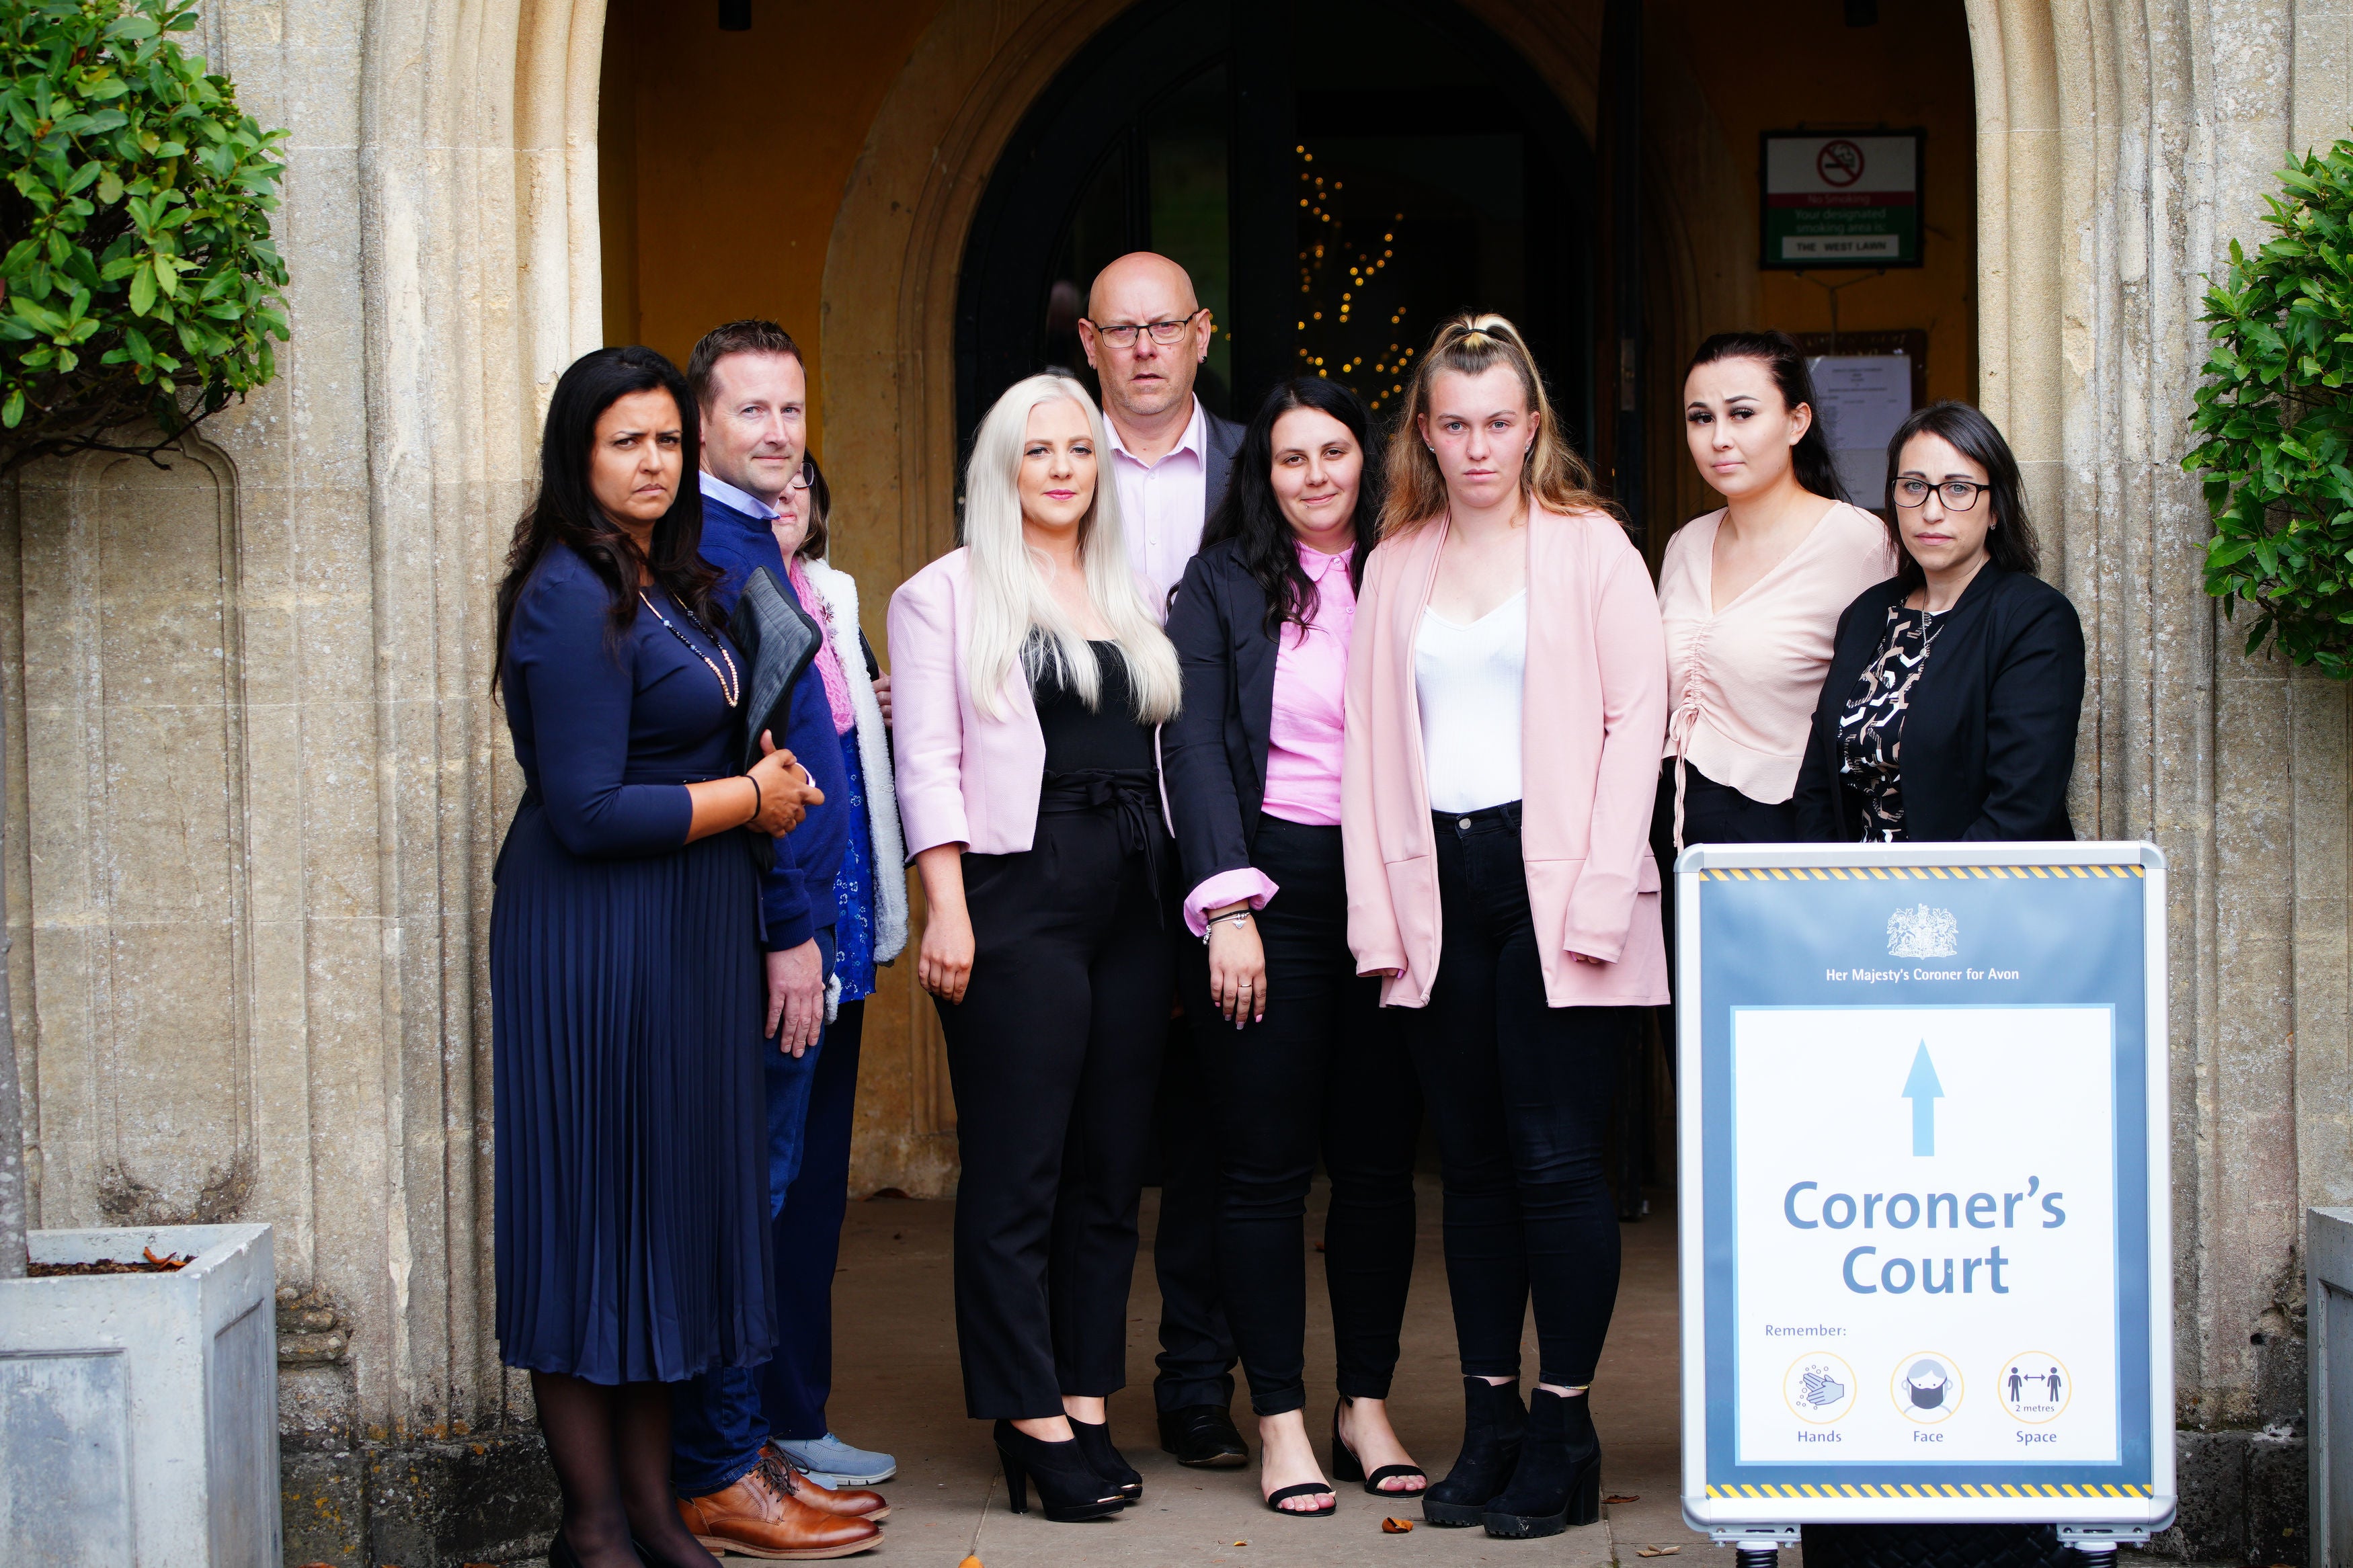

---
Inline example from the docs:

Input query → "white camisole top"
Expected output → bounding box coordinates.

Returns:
[1414,590,1528,815]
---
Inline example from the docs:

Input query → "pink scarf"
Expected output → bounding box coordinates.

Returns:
[788,556,856,736]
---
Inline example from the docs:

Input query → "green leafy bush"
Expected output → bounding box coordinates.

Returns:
[0,0,288,468]
[2187,140,2353,675]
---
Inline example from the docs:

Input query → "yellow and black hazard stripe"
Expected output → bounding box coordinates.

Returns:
[1702,1481,2154,1499]
[1696,864,2144,882]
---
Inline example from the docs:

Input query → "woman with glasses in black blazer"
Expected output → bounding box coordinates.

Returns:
[1163,377,1425,1519]
[1794,401,2085,843]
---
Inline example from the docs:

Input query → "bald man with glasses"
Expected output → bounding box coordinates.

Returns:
[1079,251,1246,606]
[1078,252,1250,1469]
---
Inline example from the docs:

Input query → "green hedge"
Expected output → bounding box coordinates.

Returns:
[0,0,288,468]
[2188,139,2353,676]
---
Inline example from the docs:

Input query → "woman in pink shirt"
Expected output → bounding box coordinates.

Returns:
[1656,331,1897,852]
[1163,379,1424,1519]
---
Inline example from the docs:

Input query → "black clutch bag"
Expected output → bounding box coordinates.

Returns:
[727,566,824,870]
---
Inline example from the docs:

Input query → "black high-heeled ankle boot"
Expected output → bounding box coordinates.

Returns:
[1483,1387,1602,1538]
[1070,1417,1142,1503]
[992,1419,1127,1522]
[1422,1377,1527,1527]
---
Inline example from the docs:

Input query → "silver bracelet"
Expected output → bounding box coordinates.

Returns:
[1201,909,1252,944]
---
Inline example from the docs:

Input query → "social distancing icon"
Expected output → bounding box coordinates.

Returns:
[1999,1352,2072,1423]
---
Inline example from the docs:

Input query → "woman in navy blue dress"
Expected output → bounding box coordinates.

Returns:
[491,345,820,1568]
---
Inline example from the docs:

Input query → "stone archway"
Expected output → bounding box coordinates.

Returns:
[792,0,2353,1532]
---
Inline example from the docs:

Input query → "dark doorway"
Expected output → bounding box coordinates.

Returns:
[956,0,1595,456]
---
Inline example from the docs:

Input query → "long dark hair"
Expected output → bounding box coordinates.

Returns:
[1685,329,1847,504]
[1201,377,1382,641]
[798,455,832,560]
[1882,401,2041,593]
[493,345,723,688]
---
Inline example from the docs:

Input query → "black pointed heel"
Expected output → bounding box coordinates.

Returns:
[992,1419,1126,1522]
[1265,1481,1337,1517]
[1070,1417,1142,1504]
[1330,1398,1428,1497]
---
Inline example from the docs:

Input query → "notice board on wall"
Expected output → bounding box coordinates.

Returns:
[1675,842,2174,1544]
[1760,131,1926,269]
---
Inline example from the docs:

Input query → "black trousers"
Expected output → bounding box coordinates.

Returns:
[1152,1007,1239,1410]
[1185,817,1421,1417]
[938,808,1172,1419]
[1653,757,1797,997]
[1403,804,1629,1389]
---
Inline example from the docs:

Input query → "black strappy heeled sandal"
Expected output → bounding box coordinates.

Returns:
[1330,1397,1429,1497]
[1264,1481,1338,1518]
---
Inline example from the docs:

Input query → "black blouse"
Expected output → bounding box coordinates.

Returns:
[1031,638,1157,776]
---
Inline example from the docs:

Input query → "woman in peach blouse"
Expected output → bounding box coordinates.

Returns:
[1654,330,1897,852]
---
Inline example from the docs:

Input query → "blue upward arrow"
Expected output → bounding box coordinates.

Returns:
[1903,1042,1944,1156]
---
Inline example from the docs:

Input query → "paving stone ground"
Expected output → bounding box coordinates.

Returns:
[815,1176,1720,1568]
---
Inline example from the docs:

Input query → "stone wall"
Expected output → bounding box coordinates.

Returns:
[1,1,2348,1562]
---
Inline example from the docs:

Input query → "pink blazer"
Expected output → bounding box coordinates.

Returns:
[1341,507,1671,1009]
[887,548,1049,856]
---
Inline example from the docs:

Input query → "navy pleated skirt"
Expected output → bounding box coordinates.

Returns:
[491,800,774,1385]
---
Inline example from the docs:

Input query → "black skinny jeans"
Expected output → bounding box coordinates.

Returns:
[1186,817,1421,1418]
[937,801,1172,1419]
[1404,804,1630,1389]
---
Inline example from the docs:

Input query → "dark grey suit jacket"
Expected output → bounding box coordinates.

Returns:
[1202,409,1244,520]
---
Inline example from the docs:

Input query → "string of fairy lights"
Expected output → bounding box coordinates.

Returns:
[1293,144,1416,413]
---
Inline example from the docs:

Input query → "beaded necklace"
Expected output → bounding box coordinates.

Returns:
[638,589,740,708]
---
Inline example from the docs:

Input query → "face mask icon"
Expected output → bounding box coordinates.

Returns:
[1905,1358,1951,1410]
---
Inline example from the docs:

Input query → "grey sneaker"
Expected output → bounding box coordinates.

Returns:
[773,1432,897,1487]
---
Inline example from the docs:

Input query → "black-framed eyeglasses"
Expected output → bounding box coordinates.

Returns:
[785,457,814,493]
[1892,477,1987,511]
[1084,310,1204,349]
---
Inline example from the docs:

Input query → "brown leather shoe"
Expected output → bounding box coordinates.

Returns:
[761,1443,890,1520]
[676,1451,881,1559]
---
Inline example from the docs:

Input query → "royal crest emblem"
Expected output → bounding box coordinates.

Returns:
[1886,903,1958,958]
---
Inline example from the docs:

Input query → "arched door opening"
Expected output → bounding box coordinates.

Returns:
[955,0,1596,454]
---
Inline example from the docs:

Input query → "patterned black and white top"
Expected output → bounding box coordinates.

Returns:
[1835,604,1946,841]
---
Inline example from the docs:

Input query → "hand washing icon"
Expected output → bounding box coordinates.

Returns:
[1784,1352,1857,1424]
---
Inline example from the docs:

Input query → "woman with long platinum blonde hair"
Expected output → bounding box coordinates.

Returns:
[887,372,1181,1525]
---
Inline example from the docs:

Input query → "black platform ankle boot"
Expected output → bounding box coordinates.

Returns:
[1483,1387,1602,1538]
[1070,1417,1142,1503]
[1422,1377,1527,1527]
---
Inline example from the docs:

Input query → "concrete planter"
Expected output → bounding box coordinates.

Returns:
[0,1223,278,1567]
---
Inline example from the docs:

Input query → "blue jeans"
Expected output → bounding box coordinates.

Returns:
[673,926,834,1497]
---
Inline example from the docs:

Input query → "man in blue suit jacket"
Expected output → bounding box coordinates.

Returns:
[666,322,887,1559]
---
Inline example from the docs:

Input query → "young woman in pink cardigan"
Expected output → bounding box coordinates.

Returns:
[1341,315,1669,1540]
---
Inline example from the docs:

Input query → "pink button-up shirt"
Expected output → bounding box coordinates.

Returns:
[1185,542,1355,934]
[1109,399,1209,614]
